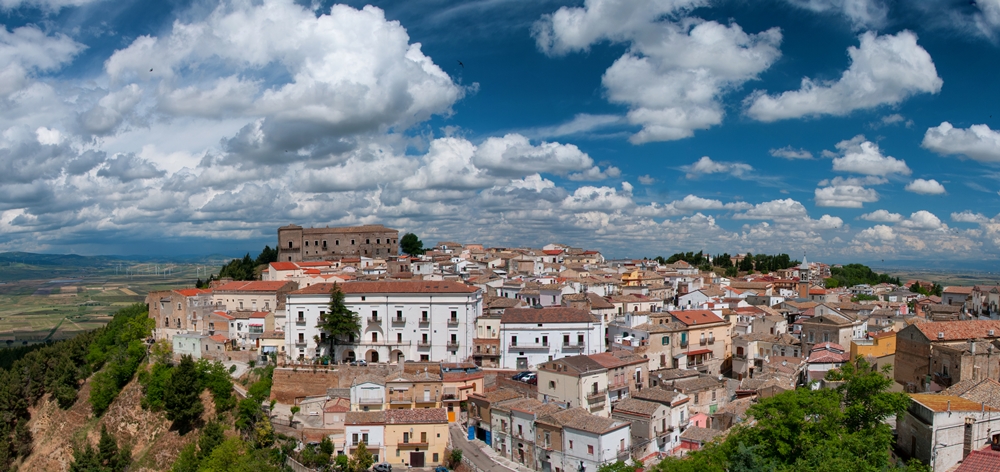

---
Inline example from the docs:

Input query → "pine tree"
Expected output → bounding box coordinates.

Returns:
[317,285,360,362]
[349,442,375,472]
[400,233,425,255]
[164,355,204,432]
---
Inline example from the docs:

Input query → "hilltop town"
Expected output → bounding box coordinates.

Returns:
[144,223,1000,472]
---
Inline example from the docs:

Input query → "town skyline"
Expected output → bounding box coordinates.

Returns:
[3,0,1000,261]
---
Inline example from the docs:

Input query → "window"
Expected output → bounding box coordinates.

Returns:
[549,381,555,389]
[352,433,359,444]
[351,239,355,245]
[569,440,573,450]
[662,335,670,345]
[396,310,403,319]
[421,432,427,443]
[711,390,717,402]
[366,239,370,244]
[372,333,378,343]
[517,425,522,436]
[314,240,318,247]
[544,431,551,447]
[588,445,594,455]
[511,336,517,346]
[377,239,381,244]
[563,334,570,344]
[808,331,815,343]
[694,393,700,403]
[433,453,439,463]
[288,241,293,248]
[420,355,429,361]
[209,322,214,331]
[336,240,340,246]
[323,240,327,248]
[403,432,409,443]
[578,334,584,344]
[298,333,304,343]
[397,333,403,343]
[177,303,182,310]
[542,335,548,346]
[823,333,830,342]
[305,241,309,246]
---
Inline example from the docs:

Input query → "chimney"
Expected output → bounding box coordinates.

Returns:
[964,416,976,460]
[938,332,945,340]
[971,340,977,355]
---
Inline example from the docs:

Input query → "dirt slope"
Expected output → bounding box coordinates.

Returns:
[20,370,218,471]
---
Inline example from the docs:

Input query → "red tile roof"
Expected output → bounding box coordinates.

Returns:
[270,262,299,271]
[212,311,234,320]
[208,334,228,343]
[384,408,448,424]
[914,320,1000,342]
[174,288,211,297]
[502,307,597,324]
[669,310,726,326]
[910,394,1000,413]
[686,349,713,356]
[250,311,269,318]
[955,448,1000,472]
[214,281,296,292]
[291,281,478,295]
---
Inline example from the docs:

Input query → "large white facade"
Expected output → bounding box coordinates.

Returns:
[500,308,604,370]
[285,281,481,363]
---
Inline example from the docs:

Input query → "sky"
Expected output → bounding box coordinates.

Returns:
[3,0,1000,264]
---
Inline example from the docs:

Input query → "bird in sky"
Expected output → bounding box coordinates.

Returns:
[457,60,464,68]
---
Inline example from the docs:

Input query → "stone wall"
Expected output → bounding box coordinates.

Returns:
[270,365,401,403]
[278,224,399,262]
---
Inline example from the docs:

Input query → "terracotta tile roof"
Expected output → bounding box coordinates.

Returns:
[588,352,645,369]
[291,281,478,295]
[563,414,629,434]
[214,281,296,292]
[633,388,687,406]
[670,375,724,392]
[914,320,1000,342]
[669,310,726,326]
[807,350,849,364]
[474,388,523,404]
[537,407,591,427]
[942,378,1000,409]
[612,398,663,417]
[943,286,974,295]
[212,311,234,320]
[250,311,269,318]
[811,342,845,352]
[383,408,448,424]
[587,293,615,309]
[502,307,597,324]
[954,448,1000,472]
[208,334,228,343]
[345,411,385,424]
[175,288,211,297]
[910,394,1000,413]
[270,262,299,271]
[542,355,606,375]
[680,426,723,443]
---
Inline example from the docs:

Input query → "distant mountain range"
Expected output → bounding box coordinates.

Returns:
[0,252,237,266]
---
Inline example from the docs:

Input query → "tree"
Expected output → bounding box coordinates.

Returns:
[197,419,225,461]
[164,355,204,432]
[69,425,131,472]
[290,405,300,425]
[349,442,374,472]
[255,245,278,266]
[317,285,360,362]
[400,233,425,255]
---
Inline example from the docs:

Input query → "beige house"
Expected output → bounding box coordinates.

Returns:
[385,371,443,410]
[537,355,611,417]
[383,408,449,467]
[669,310,731,375]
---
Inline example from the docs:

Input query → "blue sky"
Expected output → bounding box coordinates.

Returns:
[3,0,1000,263]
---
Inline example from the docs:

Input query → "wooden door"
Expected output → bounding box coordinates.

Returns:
[410,452,425,467]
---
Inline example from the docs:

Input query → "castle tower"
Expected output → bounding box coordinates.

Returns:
[797,256,810,300]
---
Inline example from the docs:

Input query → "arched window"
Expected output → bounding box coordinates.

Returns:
[164,318,169,327]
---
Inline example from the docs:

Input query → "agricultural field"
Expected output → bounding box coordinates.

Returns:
[0,255,226,345]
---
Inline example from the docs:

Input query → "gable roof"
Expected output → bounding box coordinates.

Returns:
[669,310,726,326]
[383,408,448,424]
[913,320,1000,342]
[563,414,629,435]
[612,398,663,417]
[292,280,478,295]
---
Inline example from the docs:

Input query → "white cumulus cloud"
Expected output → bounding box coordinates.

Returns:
[905,178,946,195]
[952,210,988,224]
[534,0,782,142]
[900,210,945,230]
[922,122,1000,162]
[814,185,879,208]
[831,137,910,176]
[783,0,888,29]
[683,156,753,179]
[746,31,942,122]
[860,209,903,222]
[770,146,813,159]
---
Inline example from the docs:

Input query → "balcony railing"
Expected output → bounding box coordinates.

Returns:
[417,340,431,347]
[446,341,460,350]
[680,341,688,348]
[708,338,715,345]
[419,317,430,325]
[358,396,384,404]
[734,354,746,360]
[509,342,548,350]
[369,315,381,323]
[447,318,459,326]
[295,318,307,325]
[699,339,707,346]
[562,343,583,351]
[295,339,307,346]
[349,442,381,450]
[391,316,405,324]
[587,389,607,401]
[388,393,414,404]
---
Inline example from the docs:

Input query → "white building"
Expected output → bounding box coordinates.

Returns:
[897,394,1000,471]
[285,281,482,363]
[562,415,631,472]
[500,307,604,370]
[345,411,387,463]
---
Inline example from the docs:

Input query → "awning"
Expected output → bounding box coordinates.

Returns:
[686,349,712,356]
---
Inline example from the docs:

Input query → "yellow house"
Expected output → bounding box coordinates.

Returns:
[441,363,485,423]
[384,408,449,468]
[850,331,896,359]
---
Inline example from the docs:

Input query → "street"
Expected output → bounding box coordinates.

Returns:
[449,424,526,472]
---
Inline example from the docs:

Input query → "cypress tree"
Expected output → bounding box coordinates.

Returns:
[164,355,204,433]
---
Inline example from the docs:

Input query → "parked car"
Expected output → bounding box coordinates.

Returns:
[373,463,392,472]
[350,359,368,366]
[525,376,537,385]
[512,371,532,380]
[435,467,449,472]
[519,373,537,383]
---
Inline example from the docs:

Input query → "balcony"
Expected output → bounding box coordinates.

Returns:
[562,343,583,351]
[680,341,688,348]
[388,392,414,404]
[348,442,381,451]
[509,342,549,350]
[391,316,406,325]
[397,441,429,448]
[295,318,307,326]
[369,315,381,323]
[417,340,431,348]
[734,353,746,360]
[699,339,707,346]
[419,317,430,325]
[447,318,460,327]
[295,339,307,346]
[446,341,460,350]
[358,396,384,405]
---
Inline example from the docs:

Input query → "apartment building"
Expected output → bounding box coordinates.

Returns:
[500,307,604,370]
